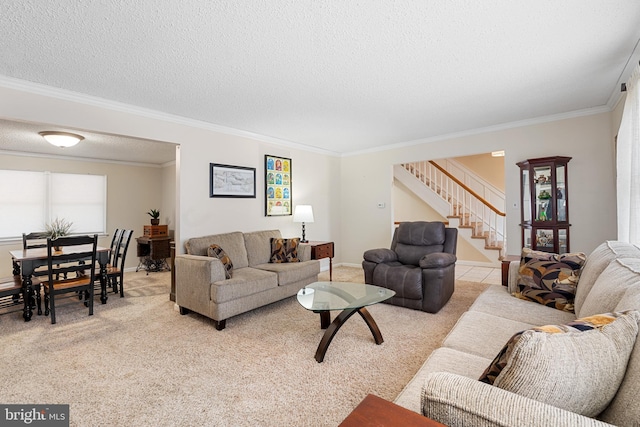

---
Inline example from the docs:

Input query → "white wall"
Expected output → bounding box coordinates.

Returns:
[341,112,616,264]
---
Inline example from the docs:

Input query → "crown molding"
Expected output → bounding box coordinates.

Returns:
[342,105,612,157]
[0,76,341,157]
[0,149,167,168]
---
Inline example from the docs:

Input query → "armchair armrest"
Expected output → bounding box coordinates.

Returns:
[422,372,614,427]
[363,248,398,264]
[175,254,226,314]
[298,244,311,262]
[419,253,456,269]
[507,260,521,293]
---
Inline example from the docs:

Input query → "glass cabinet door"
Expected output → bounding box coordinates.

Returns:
[534,165,553,222]
[522,169,531,223]
[556,164,567,222]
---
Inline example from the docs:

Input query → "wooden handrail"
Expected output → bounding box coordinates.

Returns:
[426,161,506,216]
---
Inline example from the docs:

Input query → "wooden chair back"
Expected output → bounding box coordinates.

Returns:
[23,231,49,249]
[44,235,98,324]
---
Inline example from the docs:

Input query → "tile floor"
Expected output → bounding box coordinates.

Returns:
[455,264,502,285]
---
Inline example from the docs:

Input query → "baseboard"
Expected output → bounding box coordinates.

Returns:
[456,260,500,268]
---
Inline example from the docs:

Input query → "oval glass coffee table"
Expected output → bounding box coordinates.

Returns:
[297,281,395,362]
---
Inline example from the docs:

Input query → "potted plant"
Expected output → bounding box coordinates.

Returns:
[147,209,161,225]
[44,217,73,250]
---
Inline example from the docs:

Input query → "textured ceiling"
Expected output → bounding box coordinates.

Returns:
[0,119,176,165]
[1,0,640,162]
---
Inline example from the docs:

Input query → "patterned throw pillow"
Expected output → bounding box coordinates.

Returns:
[478,311,640,417]
[514,248,586,312]
[270,238,300,263]
[207,244,233,279]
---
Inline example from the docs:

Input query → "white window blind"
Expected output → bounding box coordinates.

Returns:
[0,170,106,240]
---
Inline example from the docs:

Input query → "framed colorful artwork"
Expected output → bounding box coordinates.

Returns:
[265,155,292,216]
[210,163,256,198]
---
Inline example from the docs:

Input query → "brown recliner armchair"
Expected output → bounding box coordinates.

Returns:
[362,221,457,313]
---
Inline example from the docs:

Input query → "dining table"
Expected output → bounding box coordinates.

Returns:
[10,245,110,321]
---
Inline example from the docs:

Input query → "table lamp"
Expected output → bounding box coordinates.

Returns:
[293,205,314,243]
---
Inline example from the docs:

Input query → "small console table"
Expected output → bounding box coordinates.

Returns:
[136,236,171,274]
[306,241,334,281]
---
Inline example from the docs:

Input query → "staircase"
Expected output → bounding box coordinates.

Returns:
[395,160,506,263]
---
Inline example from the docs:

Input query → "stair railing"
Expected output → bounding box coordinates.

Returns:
[402,161,506,251]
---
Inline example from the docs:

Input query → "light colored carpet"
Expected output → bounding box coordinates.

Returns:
[0,266,489,426]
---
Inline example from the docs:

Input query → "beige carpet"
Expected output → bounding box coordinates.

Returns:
[0,267,489,426]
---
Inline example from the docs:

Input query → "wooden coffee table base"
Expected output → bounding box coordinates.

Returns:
[314,307,383,363]
[339,394,446,427]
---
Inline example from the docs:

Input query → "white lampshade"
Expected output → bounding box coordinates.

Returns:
[39,131,84,148]
[293,205,314,223]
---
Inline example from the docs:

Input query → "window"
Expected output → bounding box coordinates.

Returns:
[0,170,106,240]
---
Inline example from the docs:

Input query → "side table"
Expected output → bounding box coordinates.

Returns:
[306,241,334,281]
[339,394,446,427]
[136,236,171,274]
[501,255,520,286]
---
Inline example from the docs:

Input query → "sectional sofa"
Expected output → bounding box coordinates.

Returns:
[174,229,320,330]
[394,241,640,427]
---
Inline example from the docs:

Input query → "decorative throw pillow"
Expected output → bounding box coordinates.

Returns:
[478,310,640,417]
[513,247,586,312]
[270,237,300,263]
[207,244,233,279]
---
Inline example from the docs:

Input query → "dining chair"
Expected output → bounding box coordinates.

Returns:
[8,231,48,309]
[0,276,27,314]
[23,231,49,249]
[98,229,133,298]
[41,235,98,324]
[21,231,51,277]
[107,229,123,267]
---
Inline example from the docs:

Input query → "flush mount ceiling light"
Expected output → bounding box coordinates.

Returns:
[39,131,84,148]
[491,150,505,157]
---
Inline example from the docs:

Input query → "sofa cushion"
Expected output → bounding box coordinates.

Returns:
[207,244,233,279]
[514,248,586,313]
[185,231,249,269]
[574,241,640,314]
[469,284,576,326]
[393,347,492,414]
[254,260,320,286]
[578,258,640,318]
[270,237,300,263]
[441,311,536,359]
[244,230,282,266]
[479,311,639,417]
[599,288,640,425]
[209,267,278,303]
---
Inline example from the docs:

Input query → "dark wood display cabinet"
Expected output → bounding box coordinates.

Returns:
[517,156,571,254]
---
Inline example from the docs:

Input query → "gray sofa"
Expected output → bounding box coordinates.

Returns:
[175,230,320,330]
[394,241,640,427]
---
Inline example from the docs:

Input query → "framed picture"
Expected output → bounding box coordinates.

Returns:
[265,155,292,216]
[209,163,256,198]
